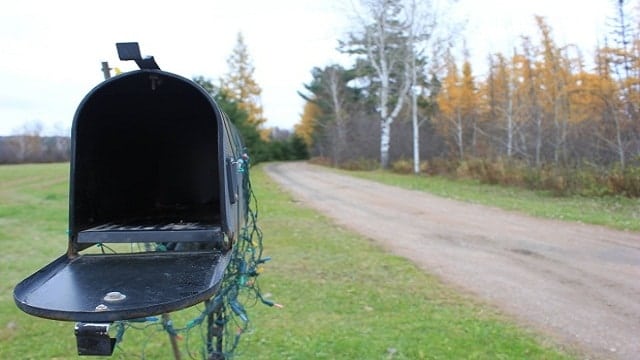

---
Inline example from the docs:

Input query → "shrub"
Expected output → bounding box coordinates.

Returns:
[623,166,640,197]
[423,157,456,176]
[502,160,526,187]
[419,161,430,174]
[391,159,414,174]
[308,157,331,166]
[458,158,484,180]
[608,166,640,197]
[455,160,473,179]
[339,158,379,171]
[483,159,506,185]
[545,172,569,196]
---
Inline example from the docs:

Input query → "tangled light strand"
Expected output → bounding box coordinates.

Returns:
[110,154,279,359]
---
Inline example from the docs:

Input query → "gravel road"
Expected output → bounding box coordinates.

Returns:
[264,162,640,360]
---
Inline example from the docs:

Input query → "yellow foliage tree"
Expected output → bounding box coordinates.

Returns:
[460,59,479,155]
[223,32,266,128]
[436,52,463,158]
[535,15,574,164]
[295,100,322,147]
[435,52,480,159]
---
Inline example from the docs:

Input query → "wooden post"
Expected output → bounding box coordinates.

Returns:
[162,313,182,360]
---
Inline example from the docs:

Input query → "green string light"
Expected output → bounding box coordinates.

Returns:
[110,153,278,359]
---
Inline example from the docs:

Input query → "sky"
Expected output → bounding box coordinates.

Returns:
[0,0,619,136]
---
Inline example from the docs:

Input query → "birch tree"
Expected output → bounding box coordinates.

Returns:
[341,0,411,168]
[405,0,445,173]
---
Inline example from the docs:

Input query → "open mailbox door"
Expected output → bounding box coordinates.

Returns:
[14,44,247,331]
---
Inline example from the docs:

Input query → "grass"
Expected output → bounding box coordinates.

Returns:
[343,169,640,232]
[1,162,575,359]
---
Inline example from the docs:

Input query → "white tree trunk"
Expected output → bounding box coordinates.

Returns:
[456,110,464,159]
[507,95,513,158]
[381,118,392,168]
[328,67,347,164]
[412,89,420,173]
[362,0,411,169]
[613,110,626,169]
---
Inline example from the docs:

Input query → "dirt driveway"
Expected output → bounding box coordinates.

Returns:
[264,162,640,360]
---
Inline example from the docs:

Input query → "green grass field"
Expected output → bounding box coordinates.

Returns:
[1,163,577,359]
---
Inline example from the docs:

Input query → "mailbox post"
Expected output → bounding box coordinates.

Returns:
[14,43,247,357]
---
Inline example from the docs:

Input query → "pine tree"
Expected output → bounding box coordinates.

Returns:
[223,32,266,128]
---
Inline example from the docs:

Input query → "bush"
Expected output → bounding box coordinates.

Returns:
[544,172,569,196]
[457,158,487,182]
[314,155,640,199]
[339,158,379,171]
[419,161,430,174]
[308,156,332,167]
[608,166,640,197]
[485,159,506,185]
[426,157,458,176]
[391,159,413,174]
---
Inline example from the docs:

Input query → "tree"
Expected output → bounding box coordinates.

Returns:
[600,0,640,168]
[592,45,630,167]
[460,58,479,156]
[435,51,465,158]
[193,76,269,162]
[223,32,266,129]
[493,52,516,158]
[299,65,362,164]
[535,16,573,165]
[302,65,349,165]
[341,0,412,168]
[295,100,321,149]
[405,0,442,173]
[519,37,543,165]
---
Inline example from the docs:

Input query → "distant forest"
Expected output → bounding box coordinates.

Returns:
[0,136,70,164]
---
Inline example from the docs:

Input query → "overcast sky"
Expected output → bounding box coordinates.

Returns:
[0,0,616,136]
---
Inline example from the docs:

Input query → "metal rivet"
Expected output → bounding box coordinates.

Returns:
[104,291,126,302]
[95,304,108,311]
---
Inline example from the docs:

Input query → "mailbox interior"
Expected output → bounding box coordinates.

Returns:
[70,71,227,247]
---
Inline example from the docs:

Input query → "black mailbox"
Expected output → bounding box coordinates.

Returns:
[14,44,247,326]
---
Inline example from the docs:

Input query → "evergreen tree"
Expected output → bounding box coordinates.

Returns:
[193,76,268,163]
[299,65,361,165]
[223,32,266,128]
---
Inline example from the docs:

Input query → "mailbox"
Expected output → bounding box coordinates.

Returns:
[14,44,246,329]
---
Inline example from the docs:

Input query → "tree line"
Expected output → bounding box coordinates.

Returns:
[0,135,70,164]
[294,0,640,196]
